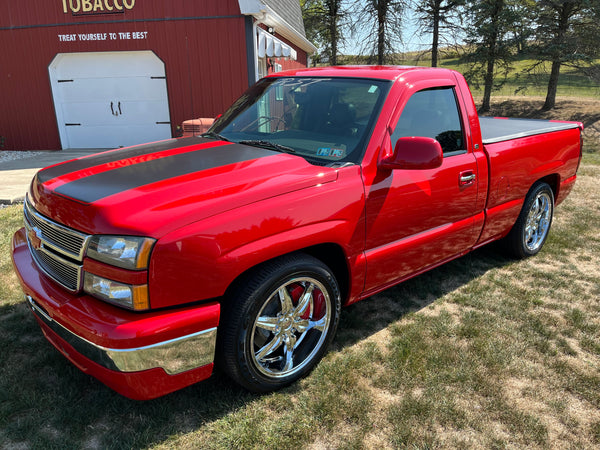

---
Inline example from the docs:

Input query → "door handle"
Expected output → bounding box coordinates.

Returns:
[459,171,476,186]
[110,102,122,116]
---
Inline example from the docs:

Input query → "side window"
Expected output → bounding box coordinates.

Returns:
[391,87,465,155]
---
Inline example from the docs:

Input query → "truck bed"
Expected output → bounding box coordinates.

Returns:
[479,117,580,144]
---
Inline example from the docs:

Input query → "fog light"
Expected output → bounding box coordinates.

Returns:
[83,272,149,311]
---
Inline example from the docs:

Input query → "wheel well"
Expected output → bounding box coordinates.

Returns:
[302,244,350,303]
[224,244,351,305]
[536,174,559,200]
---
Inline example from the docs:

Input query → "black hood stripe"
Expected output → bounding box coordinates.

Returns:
[53,143,277,204]
[37,137,210,184]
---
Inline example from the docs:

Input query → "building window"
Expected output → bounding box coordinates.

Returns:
[257,57,267,79]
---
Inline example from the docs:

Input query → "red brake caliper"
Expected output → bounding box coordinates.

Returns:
[289,283,324,320]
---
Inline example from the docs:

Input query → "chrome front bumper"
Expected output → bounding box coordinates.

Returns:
[26,295,217,375]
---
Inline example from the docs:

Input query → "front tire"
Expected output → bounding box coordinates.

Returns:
[505,182,554,258]
[218,254,341,392]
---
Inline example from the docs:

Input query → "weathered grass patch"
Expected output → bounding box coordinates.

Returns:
[0,205,23,307]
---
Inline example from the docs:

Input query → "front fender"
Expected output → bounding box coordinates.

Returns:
[148,167,365,309]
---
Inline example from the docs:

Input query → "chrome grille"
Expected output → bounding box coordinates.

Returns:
[24,198,91,292]
[24,200,87,259]
[33,247,80,290]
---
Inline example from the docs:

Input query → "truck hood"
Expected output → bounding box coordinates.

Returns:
[29,137,339,237]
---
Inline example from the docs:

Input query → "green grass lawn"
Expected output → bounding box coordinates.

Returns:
[396,53,600,98]
[1,132,599,447]
[2,153,599,448]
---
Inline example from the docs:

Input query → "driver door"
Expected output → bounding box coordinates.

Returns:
[364,86,480,292]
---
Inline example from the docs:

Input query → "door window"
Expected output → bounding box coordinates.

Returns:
[391,87,465,155]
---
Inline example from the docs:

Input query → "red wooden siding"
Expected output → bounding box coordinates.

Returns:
[0,1,309,150]
[268,33,308,74]
[0,0,241,28]
[2,17,248,150]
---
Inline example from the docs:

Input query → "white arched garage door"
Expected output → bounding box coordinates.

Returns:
[49,51,171,149]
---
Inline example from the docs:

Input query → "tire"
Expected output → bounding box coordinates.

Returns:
[504,182,554,258]
[217,253,341,392]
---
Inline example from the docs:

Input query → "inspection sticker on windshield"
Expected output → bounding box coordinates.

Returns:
[317,147,345,158]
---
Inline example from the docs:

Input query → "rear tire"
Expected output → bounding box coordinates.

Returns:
[504,182,554,258]
[217,254,341,392]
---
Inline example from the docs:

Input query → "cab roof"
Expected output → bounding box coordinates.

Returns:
[266,65,457,82]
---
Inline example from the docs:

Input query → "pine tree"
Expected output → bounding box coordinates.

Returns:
[415,0,464,67]
[533,0,600,110]
[351,0,406,64]
[301,0,348,65]
[463,0,519,112]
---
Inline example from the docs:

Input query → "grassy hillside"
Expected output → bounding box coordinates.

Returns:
[341,52,600,98]
[338,52,600,152]
[406,53,600,98]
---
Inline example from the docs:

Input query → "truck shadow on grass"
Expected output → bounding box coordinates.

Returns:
[0,246,511,449]
[335,245,511,349]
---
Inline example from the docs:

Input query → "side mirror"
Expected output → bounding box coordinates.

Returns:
[379,136,443,171]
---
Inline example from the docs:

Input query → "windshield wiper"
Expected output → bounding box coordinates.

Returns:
[201,131,230,142]
[239,140,296,154]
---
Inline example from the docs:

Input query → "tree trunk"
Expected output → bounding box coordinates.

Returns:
[481,56,495,112]
[328,0,339,65]
[377,2,386,65]
[542,3,572,110]
[480,0,503,112]
[543,60,561,110]
[432,2,441,67]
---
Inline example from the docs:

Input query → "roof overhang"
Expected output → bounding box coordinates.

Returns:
[238,0,317,54]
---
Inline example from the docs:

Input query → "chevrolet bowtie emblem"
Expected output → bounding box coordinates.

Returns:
[28,226,43,250]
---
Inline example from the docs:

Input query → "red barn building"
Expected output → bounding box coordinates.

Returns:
[0,0,314,150]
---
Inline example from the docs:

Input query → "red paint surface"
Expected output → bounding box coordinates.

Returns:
[0,0,308,150]
[38,315,214,400]
[12,67,583,398]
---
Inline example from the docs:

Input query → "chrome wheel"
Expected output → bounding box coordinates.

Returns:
[505,182,554,259]
[250,277,332,378]
[523,191,552,252]
[218,253,340,392]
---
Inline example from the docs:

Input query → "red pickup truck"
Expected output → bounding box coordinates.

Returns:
[12,66,582,399]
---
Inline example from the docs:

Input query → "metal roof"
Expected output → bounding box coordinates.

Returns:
[261,0,306,37]
[238,0,316,53]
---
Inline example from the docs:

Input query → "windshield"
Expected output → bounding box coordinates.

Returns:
[210,77,391,165]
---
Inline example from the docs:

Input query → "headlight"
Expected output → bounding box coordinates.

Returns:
[87,236,155,270]
[84,273,150,311]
